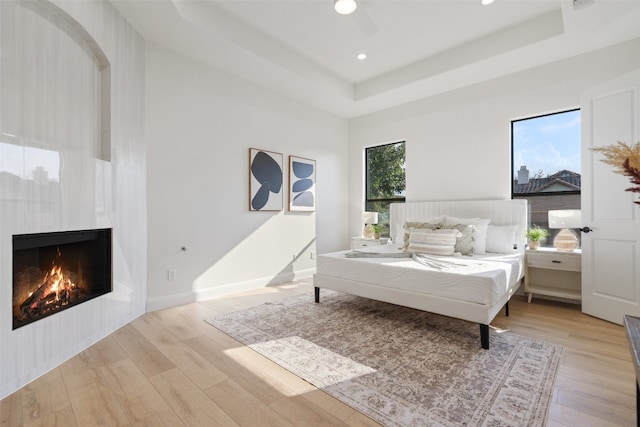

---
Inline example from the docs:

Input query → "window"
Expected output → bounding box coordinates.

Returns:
[511,109,581,247]
[365,141,406,237]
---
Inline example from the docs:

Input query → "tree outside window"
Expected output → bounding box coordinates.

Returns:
[365,142,406,237]
[512,109,581,247]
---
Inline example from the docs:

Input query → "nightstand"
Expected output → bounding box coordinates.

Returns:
[351,237,389,249]
[524,247,581,303]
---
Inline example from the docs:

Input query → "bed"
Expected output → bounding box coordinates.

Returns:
[313,199,529,349]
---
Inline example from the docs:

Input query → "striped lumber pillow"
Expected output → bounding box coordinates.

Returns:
[406,228,461,256]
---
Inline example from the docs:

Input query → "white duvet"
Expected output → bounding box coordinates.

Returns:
[316,245,524,306]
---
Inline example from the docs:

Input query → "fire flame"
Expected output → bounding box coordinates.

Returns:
[26,260,77,312]
[48,266,63,300]
[45,265,75,304]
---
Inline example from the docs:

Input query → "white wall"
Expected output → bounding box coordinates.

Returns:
[0,0,146,399]
[146,44,349,310]
[348,38,640,238]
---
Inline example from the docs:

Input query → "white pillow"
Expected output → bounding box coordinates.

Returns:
[444,216,491,254]
[486,225,517,253]
[406,228,460,256]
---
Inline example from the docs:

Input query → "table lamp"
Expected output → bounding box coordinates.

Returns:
[548,209,581,252]
[361,211,378,238]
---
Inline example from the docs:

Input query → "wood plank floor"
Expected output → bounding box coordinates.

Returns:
[1,280,636,426]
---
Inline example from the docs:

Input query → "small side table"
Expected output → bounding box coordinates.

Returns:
[524,248,581,303]
[624,315,640,427]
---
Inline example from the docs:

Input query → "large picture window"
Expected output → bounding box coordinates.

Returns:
[511,109,581,248]
[365,141,406,237]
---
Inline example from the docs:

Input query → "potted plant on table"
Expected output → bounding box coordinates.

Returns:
[372,224,383,240]
[525,226,549,250]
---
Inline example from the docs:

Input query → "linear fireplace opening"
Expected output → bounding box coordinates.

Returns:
[12,228,112,330]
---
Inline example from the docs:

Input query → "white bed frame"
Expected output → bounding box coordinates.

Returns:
[313,199,529,349]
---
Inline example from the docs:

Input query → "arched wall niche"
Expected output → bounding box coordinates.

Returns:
[6,0,111,161]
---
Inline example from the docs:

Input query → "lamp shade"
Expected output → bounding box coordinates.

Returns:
[548,209,581,251]
[361,211,378,224]
[334,0,357,14]
[548,209,581,229]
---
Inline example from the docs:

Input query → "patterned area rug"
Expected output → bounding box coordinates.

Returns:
[207,291,562,426]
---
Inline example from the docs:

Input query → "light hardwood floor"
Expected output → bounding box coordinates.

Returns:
[1,280,636,426]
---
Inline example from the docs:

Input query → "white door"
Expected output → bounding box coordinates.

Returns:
[581,69,640,325]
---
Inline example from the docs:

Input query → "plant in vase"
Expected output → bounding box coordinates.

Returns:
[371,224,383,239]
[525,226,549,250]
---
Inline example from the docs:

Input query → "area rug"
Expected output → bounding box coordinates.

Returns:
[207,291,562,426]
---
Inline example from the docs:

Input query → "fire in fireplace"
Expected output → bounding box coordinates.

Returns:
[12,228,112,329]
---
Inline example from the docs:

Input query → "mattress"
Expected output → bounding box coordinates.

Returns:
[316,245,524,306]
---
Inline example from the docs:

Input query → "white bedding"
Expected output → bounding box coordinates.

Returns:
[314,200,529,348]
[316,245,524,306]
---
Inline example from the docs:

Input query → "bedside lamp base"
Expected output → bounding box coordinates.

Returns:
[554,228,579,252]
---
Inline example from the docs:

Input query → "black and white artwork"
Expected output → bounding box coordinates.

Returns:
[249,148,283,211]
[289,156,316,211]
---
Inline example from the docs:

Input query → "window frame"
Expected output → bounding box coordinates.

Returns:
[510,108,581,198]
[364,141,406,238]
[365,141,406,208]
[510,109,581,248]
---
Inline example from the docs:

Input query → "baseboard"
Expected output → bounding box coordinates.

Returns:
[146,268,316,312]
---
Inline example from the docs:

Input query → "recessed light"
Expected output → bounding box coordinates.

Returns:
[334,0,357,15]
[357,53,367,60]
[481,0,495,5]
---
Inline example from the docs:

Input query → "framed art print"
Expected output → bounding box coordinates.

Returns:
[289,155,316,211]
[249,148,283,211]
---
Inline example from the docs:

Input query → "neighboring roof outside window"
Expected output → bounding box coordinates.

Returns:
[513,169,581,195]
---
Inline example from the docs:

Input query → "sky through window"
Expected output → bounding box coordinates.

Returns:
[512,109,581,178]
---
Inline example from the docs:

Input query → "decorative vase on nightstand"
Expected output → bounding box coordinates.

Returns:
[528,240,539,250]
[363,224,374,238]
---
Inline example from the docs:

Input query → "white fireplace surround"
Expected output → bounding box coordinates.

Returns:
[0,0,146,399]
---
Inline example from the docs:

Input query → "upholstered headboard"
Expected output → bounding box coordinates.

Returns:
[390,199,529,253]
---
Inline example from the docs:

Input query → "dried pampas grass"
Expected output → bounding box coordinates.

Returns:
[592,141,640,204]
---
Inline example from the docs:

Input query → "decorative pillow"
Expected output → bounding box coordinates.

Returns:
[406,228,460,256]
[486,225,518,253]
[444,216,491,254]
[402,221,440,251]
[439,223,475,255]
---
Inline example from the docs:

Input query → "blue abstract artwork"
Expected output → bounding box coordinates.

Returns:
[250,148,283,211]
[289,156,316,211]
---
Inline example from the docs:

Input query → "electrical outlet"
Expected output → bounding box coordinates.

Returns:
[167,269,176,281]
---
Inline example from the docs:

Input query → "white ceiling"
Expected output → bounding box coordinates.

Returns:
[111,0,640,118]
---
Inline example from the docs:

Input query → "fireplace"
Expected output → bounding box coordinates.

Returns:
[12,228,112,330]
